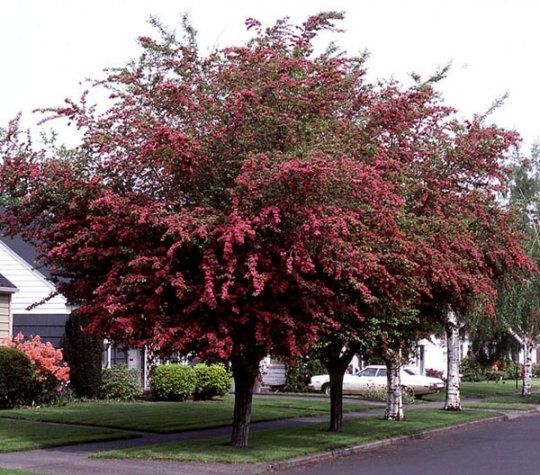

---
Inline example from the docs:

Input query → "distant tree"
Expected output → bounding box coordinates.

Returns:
[496,144,540,396]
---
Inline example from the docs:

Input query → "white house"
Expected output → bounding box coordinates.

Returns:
[0,235,72,346]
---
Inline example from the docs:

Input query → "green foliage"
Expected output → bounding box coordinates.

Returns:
[193,363,231,400]
[100,366,142,401]
[460,358,486,382]
[485,370,506,381]
[503,360,520,380]
[151,364,196,401]
[63,313,103,398]
[0,347,34,408]
[285,357,326,392]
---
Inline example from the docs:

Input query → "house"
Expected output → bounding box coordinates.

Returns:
[0,235,72,346]
[1,234,150,385]
[0,272,18,339]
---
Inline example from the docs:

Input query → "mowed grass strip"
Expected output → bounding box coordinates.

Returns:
[0,467,46,475]
[0,469,49,475]
[0,418,137,453]
[0,397,376,433]
[423,380,540,405]
[95,409,495,464]
[463,401,537,412]
[0,467,48,475]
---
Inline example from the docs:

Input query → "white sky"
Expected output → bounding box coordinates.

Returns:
[1,0,538,149]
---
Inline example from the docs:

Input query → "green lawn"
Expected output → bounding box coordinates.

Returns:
[423,380,540,405]
[463,401,536,412]
[0,418,136,453]
[95,409,495,464]
[0,397,376,433]
[0,470,49,475]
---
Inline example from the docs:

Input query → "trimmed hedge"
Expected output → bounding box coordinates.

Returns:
[0,346,34,408]
[194,363,231,400]
[151,364,197,401]
[100,366,143,400]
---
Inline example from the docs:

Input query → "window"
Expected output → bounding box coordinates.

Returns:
[358,367,378,377]
[377,368,387,377]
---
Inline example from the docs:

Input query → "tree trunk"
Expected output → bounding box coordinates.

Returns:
[385,351,404,421]
[230,358,259,448]
[328,367,345,432]
[322,344,358,432]
[522,340,532,397]
[444,308,462,411]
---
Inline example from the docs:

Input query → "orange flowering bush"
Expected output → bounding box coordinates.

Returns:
[3,334,70,403]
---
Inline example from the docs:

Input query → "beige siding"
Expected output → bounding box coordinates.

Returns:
[0,294,10,339]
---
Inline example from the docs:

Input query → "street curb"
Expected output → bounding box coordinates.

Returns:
[262,414,511,473]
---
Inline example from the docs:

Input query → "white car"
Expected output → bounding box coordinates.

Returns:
[308,365,445,396]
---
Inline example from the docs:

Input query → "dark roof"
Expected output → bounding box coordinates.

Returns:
[0,234,52,279]
[0,272,17,291]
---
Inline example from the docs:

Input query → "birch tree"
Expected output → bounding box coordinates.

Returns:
[497,148,540,396]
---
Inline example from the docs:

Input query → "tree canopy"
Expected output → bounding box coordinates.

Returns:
[0,12,533,445]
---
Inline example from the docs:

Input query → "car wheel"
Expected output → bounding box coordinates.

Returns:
[401,385,414,397]
[322,384,331,397]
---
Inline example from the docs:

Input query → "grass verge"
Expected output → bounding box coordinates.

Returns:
[0,418,137,453]
[462,402,536,412]
[94,409,496,464]
[0,470,48,475]
[423,380,540,405]
[0,397,376,433]
[0,470,49,475]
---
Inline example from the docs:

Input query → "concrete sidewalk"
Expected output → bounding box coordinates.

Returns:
[0,400,532,475]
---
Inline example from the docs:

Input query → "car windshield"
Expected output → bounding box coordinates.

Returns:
[403,368,417,375]
[358,367,378,377]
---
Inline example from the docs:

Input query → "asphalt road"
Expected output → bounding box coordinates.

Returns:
[284,413,540,475]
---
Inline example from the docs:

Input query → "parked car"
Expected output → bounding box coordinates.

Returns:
[308,365,445,396]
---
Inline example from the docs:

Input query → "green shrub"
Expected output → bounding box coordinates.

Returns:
[63,312,103,398]
[285,357,326,392]
[460,358,486,382]
[194,363,231,400]
[503,360,520,380]
[0,347,34,408]
[151,364,196,401]
[533,363,540,378]
[485,369,506,381]
[100,366,143,400]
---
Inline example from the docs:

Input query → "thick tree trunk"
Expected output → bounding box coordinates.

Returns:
[384,351,404,421]
[522,340,532,397]
[444,308,462,411]
[328,368,345,432]
[322,344,358,432]
[230,359,259,448]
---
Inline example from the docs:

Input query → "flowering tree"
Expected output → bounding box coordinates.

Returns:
[0,13,532,444]
[0,13,410,446]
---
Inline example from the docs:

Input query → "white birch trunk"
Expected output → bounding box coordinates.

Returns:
[385,351,404,421]
[506,327,532,398]
[523,340,533,397]
[444,308,462,411]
